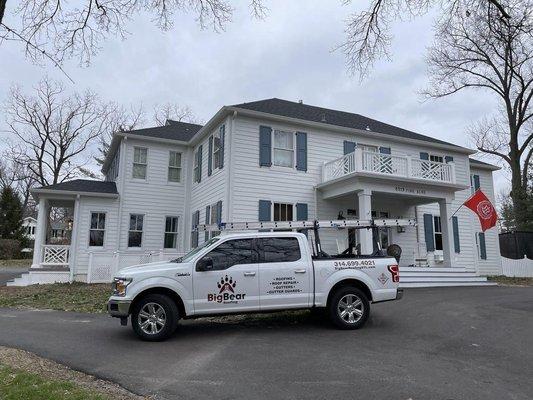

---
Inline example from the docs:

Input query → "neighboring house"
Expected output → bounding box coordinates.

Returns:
[23,217,37,240]
[14,98,501,286]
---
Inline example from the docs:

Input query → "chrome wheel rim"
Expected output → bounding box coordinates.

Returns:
[337,294,364,324]
[138,302,166,335]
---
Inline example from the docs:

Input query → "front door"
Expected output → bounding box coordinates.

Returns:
[257,236,312,310]
[193,238,260,314]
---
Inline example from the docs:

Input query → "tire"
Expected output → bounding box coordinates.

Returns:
[131,294,179,341]
[328,286,370,330]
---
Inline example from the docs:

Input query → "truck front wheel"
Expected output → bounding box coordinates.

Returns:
[328,287,370,330]
[131,294,179,341]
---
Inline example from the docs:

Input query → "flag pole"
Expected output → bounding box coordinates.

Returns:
[450,204,464,219]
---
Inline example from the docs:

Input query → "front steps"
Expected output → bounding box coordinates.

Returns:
[399,267,496,288]
[7,267,70,286]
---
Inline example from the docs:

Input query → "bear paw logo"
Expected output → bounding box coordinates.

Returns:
[217,275,236,294]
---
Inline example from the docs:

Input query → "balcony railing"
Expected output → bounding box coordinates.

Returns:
[322,149,456,184]
[41,244,70,266]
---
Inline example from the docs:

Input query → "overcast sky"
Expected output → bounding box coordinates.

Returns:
[0,0,507,192]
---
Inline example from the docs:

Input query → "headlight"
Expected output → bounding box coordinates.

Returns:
[112,277,132,297]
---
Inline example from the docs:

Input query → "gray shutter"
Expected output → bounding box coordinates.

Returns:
[343,141,356,155]
[258,200,271,221]
[473,174,480,191]
[445,155,454,163]
[296,132,307,171]
[420,152,429,160]
[205,205,210,242]
[259,126,272,166]
[197,145,203,183]
[479,233,487,259]
[379,147,391,154]
[191,211,199,248]
[216,200,222,224]
[452,216,460,253]
[208,136,213,176]
[296,203,308,221]
[423,213,435,252]
[219,125,225,169]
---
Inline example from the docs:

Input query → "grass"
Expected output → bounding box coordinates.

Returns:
[0,282,112,313]
[0,259,32,268]
[0,365,110,400]
[487,275,533,286]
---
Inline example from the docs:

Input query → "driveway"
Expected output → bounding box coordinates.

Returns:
[0,286,531,400]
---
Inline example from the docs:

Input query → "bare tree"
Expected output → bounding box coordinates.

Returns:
[4,77,114,187]
[0,156,38,215]
[153,103,197,126]
[424,0,533,229]
[0,0,267,72]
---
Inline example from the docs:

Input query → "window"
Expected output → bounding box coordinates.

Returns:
[199,239,256,271]
[257,237,301,263]
[194,148,201,182]
[429,154,444,163]
[433,216,443,251]
[128,214,144,247]
[132,147,147,179]
[273,203,293,222]
[168,151,182,182]
[212,130,221,169]
[89,212,106,246]
[273,130,294,167]
[164,216,179,249]
[360,144,378,153]
[470,174,480,194]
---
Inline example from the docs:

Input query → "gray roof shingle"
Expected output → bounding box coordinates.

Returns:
[232,98,463,148]
[124,120,203,142]
[35,179,118,194]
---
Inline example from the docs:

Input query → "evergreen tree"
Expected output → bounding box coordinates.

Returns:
[0,186,27,245]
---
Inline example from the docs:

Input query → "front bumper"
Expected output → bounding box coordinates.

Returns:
[107,299,132,318]
[396,288,404,300]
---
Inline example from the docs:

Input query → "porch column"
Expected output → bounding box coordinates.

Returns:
[358,189,373,254]
[68,195,81,282]
[439,199,455,268]
[31,198,48,269]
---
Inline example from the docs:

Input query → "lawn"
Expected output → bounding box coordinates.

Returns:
[487,275,533,286]
[0,282,112,313]
[0,259,32,268]
[0,365,110,400]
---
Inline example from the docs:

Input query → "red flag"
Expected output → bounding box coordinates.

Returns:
[463,190,498,232]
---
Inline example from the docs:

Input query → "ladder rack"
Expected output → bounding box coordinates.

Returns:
[195,219,416,232]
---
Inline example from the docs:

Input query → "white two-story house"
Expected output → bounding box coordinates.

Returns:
[13,98,501,287]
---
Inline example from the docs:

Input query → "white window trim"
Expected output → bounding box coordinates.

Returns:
[128,213,145,249]
[163,215,180,249]
[193,148,201,183]
[88,211,106,248]
[272,129,296,169]
[167,151,183,184]
[211,130,222,172]
[272,202,295,222]
[428,152,445,164]
[132,147,148,180]
[433,215,444,253]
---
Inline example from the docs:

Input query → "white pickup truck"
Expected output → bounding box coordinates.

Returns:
[108,226,403,341]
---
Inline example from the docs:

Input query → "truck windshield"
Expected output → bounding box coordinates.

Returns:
[172,237,220,263]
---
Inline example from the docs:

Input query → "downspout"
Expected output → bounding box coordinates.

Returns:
[415,205,421,261]
[226,111,237,222]
[115,138,127,254]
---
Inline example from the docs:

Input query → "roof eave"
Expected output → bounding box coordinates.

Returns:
[226,106,476,155]
[470,161,501,171]
[31,188,119,201]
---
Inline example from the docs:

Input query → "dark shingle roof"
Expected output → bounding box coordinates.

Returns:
[35,179,118,194]
[125,120,203,142]
[232,98,463,148]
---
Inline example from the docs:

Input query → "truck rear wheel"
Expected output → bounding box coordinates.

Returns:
[131,294,179,341]
[328,286,369,330]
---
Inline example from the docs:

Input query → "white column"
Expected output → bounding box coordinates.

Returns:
[31,198,48,269]
[358,189,373,254]
[439,199,456,268]
[68,195,80,282]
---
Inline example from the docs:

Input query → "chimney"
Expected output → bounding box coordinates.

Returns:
[298,99,303,104]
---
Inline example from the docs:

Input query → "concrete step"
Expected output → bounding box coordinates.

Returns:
[399,267,469,273]
[400,281,497,288]
[7,270,69,286]
[401,276,488,283]
[400,272,479,278]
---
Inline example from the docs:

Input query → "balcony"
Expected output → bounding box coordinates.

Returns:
[322,149,456,185]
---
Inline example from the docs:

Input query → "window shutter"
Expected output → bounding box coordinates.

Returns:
[216,200,222,224]
[205,205,210,242]
[296,132,307,171]
[343,141,356,155]
[258,200,272,221]
[423,213,435,252]
[379,147,391,154]
[473,174,480,191]
[452,216,460,253]
[296,203,308,221]
[219,125,225,169]
[191,210,199,248]
[197,145,203,183]
[445,155,454,163]
[479,232,487,259]
[208,136,213,176]
[420,152,429,160]
[259,126,272,166]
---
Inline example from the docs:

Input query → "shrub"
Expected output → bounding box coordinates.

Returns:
[0,239,21,260]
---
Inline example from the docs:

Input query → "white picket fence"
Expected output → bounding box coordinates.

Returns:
[501,257,533,278]
[87,250,185,283]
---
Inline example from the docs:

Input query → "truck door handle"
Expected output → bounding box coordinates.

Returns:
[294,269,307,274]
[243,271,256,277]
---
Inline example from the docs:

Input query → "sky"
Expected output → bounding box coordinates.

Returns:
[0,0,507,193]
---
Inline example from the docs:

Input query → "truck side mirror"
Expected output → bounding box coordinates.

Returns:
[197,257,214,272]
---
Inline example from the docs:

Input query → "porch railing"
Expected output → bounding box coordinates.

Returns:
[41,244,70,266]
[322,149,455,184]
